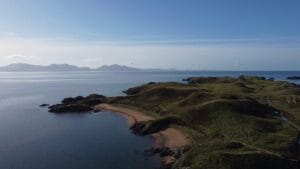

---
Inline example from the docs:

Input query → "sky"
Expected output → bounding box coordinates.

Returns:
[0,0,299,70]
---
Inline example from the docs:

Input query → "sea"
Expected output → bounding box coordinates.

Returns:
[0,71,299,169]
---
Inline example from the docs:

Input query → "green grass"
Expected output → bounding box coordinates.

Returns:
[108,76,300,169]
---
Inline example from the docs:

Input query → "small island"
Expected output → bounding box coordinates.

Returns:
[48,76,300,169]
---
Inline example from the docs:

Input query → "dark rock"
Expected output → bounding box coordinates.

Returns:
[150,147,174,157]
[160,147,174,157]
[287,76,300,80]
[123,86,144,95]
[86,94,106,99]
[130,122,148,135]
[74,96,85,101]
[61,97,77,104]
[149,146,191,169]
[79,98,103,106]
[131,117,185,135]
[93,109,101,113]
[40,104,49,107]
[130,121,168,136]
[48,93,107,114]
[182,78,190,82]
[148,82,156,85]
[49,103,92,113]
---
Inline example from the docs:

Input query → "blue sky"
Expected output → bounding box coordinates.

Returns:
[0,0,299,70]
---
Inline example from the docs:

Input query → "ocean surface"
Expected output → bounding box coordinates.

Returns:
[0,71,299,169]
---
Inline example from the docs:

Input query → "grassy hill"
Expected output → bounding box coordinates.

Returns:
[108,76,300,169]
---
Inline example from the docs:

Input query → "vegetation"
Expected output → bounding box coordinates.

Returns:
[108,76,300,169]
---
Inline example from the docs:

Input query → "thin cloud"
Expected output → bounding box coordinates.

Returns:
[2,54,36,65]
[3,54,35,60]
[0,36,299,70]
[1,35,300,47]
[0,31,16,37]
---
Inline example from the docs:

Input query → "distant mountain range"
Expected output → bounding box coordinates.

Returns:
[0,63,144,72]
[95,64,140,71]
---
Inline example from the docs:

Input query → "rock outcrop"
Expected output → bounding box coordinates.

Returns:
[48,93,106,113]
[287,76,300,80]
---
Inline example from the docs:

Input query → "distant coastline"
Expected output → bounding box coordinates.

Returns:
[0,63,186,72]
[1,63,300,73]
[0,63,141,72]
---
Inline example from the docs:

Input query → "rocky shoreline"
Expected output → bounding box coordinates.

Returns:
[94,104,190,169]
[146,146,190,169]
[47,94,106,113]
[45,96,190,169]
[44,76,300,169]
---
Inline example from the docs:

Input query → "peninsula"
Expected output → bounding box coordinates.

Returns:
[48,76,300,169]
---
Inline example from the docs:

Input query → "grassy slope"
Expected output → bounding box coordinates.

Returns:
[109,76,300,169]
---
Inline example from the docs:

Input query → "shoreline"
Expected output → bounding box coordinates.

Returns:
[94,103,189,164]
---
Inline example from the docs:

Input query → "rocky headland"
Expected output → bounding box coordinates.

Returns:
[48,94,106,113]
[48,76,300,169]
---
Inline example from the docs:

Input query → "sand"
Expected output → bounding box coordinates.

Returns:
[94,103,188,150]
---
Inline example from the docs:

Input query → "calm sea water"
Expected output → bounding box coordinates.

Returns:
[0,71,299,169]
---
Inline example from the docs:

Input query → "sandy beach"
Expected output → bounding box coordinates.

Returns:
[94,103,189,150]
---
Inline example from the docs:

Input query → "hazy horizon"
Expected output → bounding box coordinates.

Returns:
[1,62,300,71]
[1,0,300,70]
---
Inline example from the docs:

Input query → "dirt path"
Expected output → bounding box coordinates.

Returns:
[94,103,189,150]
